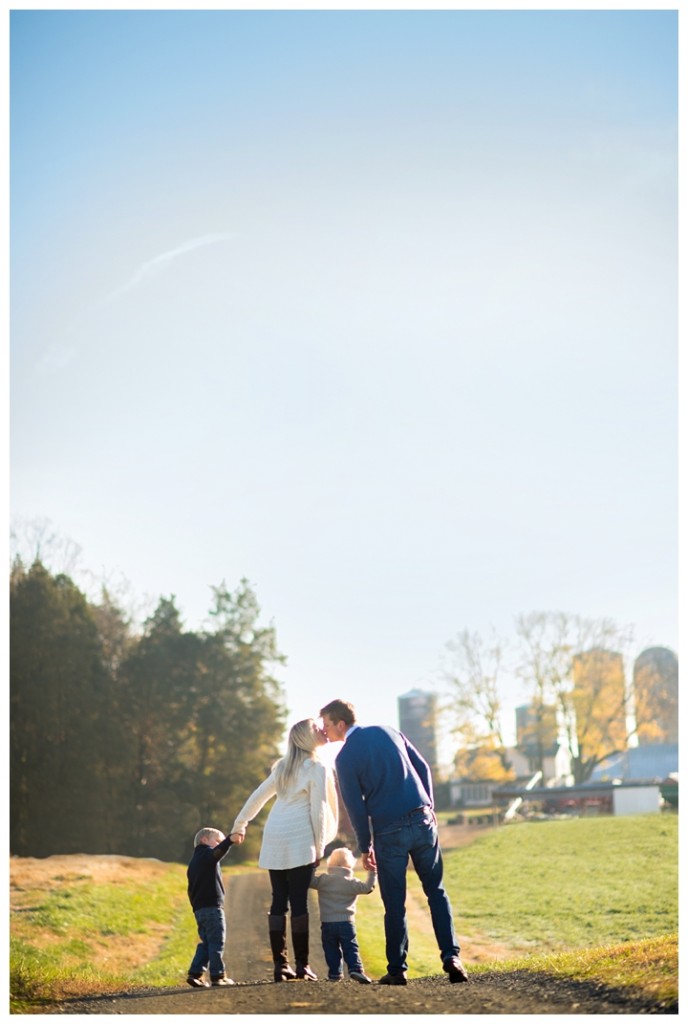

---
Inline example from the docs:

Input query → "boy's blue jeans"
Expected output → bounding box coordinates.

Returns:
[320,920,364,978]
[189,905,226,978]
[373,806,459,975]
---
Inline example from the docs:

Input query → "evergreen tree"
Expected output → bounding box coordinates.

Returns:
[182,580,287,860]
[10,562,288,861]
[115,596,204,855]
[88,588,138,853]
[10,560,111,855]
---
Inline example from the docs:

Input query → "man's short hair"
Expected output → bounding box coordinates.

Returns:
[319,699,356,727]
[194,827,225,847]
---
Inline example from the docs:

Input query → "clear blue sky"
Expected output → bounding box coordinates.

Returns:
[9,8,678,747]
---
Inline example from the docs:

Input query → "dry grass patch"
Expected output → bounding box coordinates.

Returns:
[476,933,678,1008]
[11,853,174,890]
[10,853,194,1009]
[11,855,180,972]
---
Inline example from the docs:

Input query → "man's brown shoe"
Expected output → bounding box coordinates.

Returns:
[443,956,469,983]
[378,972,407,985]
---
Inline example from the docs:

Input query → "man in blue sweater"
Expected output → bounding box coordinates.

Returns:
[319,699,468,986]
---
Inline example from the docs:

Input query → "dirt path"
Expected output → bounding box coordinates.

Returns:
[50,839,675,1015]
[51,962,674,1016]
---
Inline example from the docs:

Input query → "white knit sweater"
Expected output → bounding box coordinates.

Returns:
[231,757,338,870]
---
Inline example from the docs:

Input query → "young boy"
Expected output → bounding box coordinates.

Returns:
[309,847,377,983]
[186,826,241,988]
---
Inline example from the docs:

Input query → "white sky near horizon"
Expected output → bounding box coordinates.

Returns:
[6,4,681,757]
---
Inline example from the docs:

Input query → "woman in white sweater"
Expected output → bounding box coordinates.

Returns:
[231,719,338,981]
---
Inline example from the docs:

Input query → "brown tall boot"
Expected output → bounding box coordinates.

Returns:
[268,914,297,982]
[291,913,317,980]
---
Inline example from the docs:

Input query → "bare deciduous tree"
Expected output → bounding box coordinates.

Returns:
[10,516,82,576]
[443,628,512,779]
[515,611,635,785]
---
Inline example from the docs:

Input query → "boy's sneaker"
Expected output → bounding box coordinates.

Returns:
[211,975,236,986]
[350,971,372,984]
[327,975,343,981]
[186,974,208,988]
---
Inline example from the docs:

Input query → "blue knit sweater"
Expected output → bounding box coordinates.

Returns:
[334,725,433,854]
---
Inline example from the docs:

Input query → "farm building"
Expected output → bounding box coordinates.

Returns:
[495,780,662,817]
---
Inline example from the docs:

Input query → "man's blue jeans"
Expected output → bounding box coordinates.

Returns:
[320,920,364,978]
[189,905,226,978]
[373,806,459,975]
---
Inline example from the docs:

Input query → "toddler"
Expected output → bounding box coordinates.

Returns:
[310,847,376,982]
[186,826,241,987]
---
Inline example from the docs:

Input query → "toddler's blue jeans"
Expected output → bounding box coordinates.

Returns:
[189,905,226,979]
[320,920,364,978]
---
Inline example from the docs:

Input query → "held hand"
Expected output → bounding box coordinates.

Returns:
[230,832,245,844]
[362,849,376,870]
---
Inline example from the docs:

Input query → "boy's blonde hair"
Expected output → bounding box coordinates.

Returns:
[327,847,356,869]
[194,827,225,847]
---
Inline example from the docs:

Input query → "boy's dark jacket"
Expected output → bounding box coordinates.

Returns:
[187,835,234,911]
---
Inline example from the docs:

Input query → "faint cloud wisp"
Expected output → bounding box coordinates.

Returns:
[40,232,237,374]
[104,232,237,305]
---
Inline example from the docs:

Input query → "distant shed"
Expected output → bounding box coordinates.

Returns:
[611,784,661,816]
[495,781,661,817]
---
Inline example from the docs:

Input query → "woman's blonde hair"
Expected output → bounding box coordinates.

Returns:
[273,719,324,796]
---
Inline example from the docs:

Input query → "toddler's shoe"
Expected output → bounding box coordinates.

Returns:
[186,974,208,988]
[327,974,343,981]
[350,971,372,984]
[211,975,236,986]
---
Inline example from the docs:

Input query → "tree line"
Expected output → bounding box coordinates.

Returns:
[11,537,676,859]
[10,559,287,862]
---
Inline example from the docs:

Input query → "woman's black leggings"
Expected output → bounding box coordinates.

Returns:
[268,864,316,917]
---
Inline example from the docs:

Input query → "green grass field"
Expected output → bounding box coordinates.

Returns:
[354,812,678,977]
[443,814,678,948]
[10,814,678,1011]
